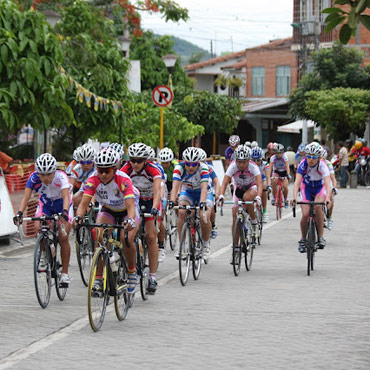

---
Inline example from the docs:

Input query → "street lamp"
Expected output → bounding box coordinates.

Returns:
[43,10,61,28]
[161,54,178,75]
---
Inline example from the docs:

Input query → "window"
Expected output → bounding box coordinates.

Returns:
[251,67,265,96]
[276,66,291,96]
[320,0,331,23]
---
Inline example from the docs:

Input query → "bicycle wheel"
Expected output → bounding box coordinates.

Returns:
[76,226,94,287]
[55,243,67,301]
[192,228,202,280]
[114,255,129,321]
[275,189,280,220]
[168,210,178,251]
[139,241,150,301]
[256,205,263,245]
[179,226,191,286]
[88,247,109,332]
[232,220,243,276]
[34,235,52,309]
[307,219,316,275]
[244,222,254,271]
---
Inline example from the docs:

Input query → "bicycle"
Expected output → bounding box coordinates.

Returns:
[20,214,68,309]
[223,200,256,276]
[174,204,207,286]
[75,203,99,286]
[271,176,288,220]
[77,222,130,332]
[293,201,328,276]
[163,207,178,251]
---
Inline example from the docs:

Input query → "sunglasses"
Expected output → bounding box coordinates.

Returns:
[130,158,145,164]
[184,162,198,167]
[306,155,318,159]
[97,167,115,174]
[80,160,93,165]
[253,158,262,162]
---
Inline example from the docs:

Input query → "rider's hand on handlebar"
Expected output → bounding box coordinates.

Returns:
[218,194,224,206]
[199,202,207,210]
[290,199,296,207]
[168,201,176,209]
[255,196,262,206]
[151,208,160,217]
[126,218,136,231]
[266,185,272,193]
[62,209,69,222]
[73,215,83,227]
[332,187,338,195]
[13,211,23,225]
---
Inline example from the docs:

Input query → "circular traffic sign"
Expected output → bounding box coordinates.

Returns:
[152,85,173,107]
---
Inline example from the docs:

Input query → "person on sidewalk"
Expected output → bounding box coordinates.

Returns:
[337,141,349,188]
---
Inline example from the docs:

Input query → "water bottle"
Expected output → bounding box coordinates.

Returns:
[110,251,119,272]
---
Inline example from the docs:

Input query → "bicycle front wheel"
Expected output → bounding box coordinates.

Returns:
[76,226,94,287]
[139,241,149,301]
[55,243,67,301]
[275,188,282,220]
[192,229,202,280]
[244,222,254,271]
[114,256,129,321]
[307,219,316,275]
[256,205,263,245]
[232,220,243,276]
[34,235,51,309]
[88,247,108,332]
[179,226,191,286]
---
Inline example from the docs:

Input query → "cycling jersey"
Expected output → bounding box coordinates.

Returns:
[83,170,137,212]
[226,161,260,190]
[325,159,335,175]
[270,154,288,173]
[225,146,236,161]
[252,160,269,181]
[173,162,209,192]
[66,160,78,176]
[120,162,161,200]
[205,162,218,191]
[71,163,95,189]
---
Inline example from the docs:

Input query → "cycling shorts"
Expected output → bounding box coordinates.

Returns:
[35,199,73,223]
[300,183,326,202]
[178,190,214,208]
[97,205,140,225]
[139,199,162,222]
[272,170,288,178]
[233,185,257,207]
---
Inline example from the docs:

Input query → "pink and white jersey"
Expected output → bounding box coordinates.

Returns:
[270,154,288,173]
[120,162,162,199]
[226,161,260,190]
[297,158,330,186]
[83,170,136,212]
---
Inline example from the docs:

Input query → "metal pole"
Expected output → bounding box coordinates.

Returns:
[302,119,308,144]
[160,107,164,149]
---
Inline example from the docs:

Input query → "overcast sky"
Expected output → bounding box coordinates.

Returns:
[141,0,295,55]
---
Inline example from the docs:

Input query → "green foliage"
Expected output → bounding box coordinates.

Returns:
[323,0,370,43]
[304,88,370,140]
[0,0,71,131]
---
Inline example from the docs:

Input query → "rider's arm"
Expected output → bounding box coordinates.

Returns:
[285,159,290,175]
[255,174,263,198]
[69,177,76,187]
[219,174,231,196]
[76,194,91,218]
[323,175,332,204]
[62,188,70,214]
[330,173,337,188]
[200,181,208,203]
[18,187,33,214]
[170,180,181,202]
[152,177,161,210]
[125,197,136,220]
[213,177,220,199]
[265,164,271,186]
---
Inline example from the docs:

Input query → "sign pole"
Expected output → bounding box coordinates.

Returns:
[160,107,164,149]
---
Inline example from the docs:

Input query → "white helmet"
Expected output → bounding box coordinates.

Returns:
[244,141,251,148]
[228,135,240,146]
[78,144,95,162]
[128,143,148,158]
[72,147,81,161]
[159,147,174,162]
[251,141,258,148]
[35,153,57,174]
[305,142,323,157]
[273,143,284,153]
[95,148,119,167]
[108,143,124,159]
[182,147,201,162]
[147,147,156,160]
[234,145,251,160]
[321,149,328,159]
[198,148,207,161]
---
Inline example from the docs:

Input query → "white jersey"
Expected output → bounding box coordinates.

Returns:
[173,162,209,193]
[270,154,288,173]
[226,161,260,189]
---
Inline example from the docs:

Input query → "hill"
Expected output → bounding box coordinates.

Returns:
[171,36,211,66]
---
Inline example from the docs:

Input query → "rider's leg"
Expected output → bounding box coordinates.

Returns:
[145,219,158,274]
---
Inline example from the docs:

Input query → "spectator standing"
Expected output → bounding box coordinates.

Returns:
[337,141,349,188]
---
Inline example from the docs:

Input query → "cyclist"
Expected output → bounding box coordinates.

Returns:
[218,145,262,238]
[120,143,162,294]
[294,144,306,173]
[251,146,270,223]
[14,153,73,286]
[70,144,96,207]
[169,147,213,261]
[199,148,220,239]
[66,147,80,176]
[74,148,139,294]
[268,143,290,208]
[322,149,338,230]
[265,142,275,162]
[158,147,178,194]
[291,142,332,253]
[225,135,240,170]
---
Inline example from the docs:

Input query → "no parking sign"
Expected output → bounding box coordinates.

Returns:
[152,85,173,107]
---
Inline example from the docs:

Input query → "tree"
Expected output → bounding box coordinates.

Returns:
[323,0,370,44]
[304,88,370,140]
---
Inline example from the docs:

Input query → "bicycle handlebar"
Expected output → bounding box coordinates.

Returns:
[292,200,327,218]
[173,205,208,224]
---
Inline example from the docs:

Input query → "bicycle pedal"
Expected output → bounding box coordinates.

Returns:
[59,282,69,288]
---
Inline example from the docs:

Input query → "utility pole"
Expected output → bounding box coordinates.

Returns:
[210,40,213,58]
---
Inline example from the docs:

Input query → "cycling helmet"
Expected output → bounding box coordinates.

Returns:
[159,147,174,162]
[359,138,367,146]
[251,147,263,160]
[304,142,323,157]
[147,146,156,160]
[298,143,306,152]
[244,141,251,148]
[251,141,258,148]
[35,153,57,174]
[128,142,148,158]
[234,145,251,160]
[198,148,207,161]
[182,147,201,162]
[108,143,124,159]
[228,135,240,146]
[78,144,96,162]
[72,147,81,161]
[273,143,284,153]
[95,148,119,167]
[267,142,274,150]
[355,140,363,150]
[321,149,328,158]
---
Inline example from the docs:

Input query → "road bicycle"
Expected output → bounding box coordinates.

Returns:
[75,203,99,286]
[271,176,288,220]
[21,214,68,309]
[293,201,328,276]
[174,204,207,286]
[163,207,178,251]
[223,200,256,276]
[77,222,130,332]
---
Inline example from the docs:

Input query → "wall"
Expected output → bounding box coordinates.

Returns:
[194,75,215,91]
